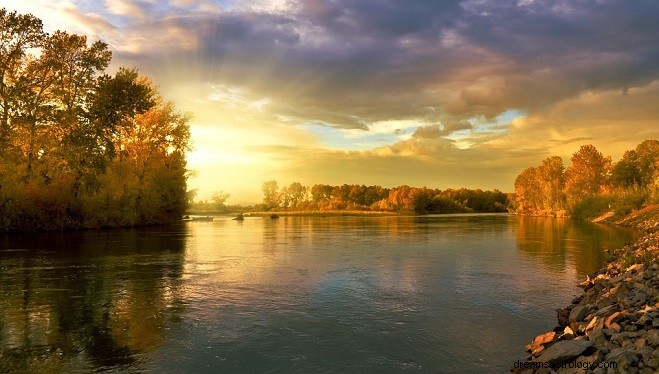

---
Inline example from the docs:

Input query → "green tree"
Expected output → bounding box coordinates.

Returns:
[612,150,641,188]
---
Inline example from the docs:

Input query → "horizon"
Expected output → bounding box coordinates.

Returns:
[4,1,659,204]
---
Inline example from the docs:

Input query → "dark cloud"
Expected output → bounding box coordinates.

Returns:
[112,0,659,131]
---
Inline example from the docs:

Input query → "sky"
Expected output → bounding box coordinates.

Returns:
[2,0,659,204]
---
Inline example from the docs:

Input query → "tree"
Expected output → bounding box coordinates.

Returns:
[612,150,641,188]
[311,184,332,201]
[633,140,659,187]
[537,156,566,212]
[564,145,612,207]
[514,166,541,213]
[262,180,279,210]
[0,9,191,231]
[0,8,45,153]
[287,182,306,208]
[211,191,230,211]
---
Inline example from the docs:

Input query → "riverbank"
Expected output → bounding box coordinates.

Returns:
[512,206,659,373]
[187,210,406,217]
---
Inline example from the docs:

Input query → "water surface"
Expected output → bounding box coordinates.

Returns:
[0,214,641,373]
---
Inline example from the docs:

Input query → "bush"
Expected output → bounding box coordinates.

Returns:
[611,188,647,216]
[570,195,615,220]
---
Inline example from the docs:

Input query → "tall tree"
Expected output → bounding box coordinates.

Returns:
[0,9,45,154]
[514,166,541,213]
[262,180,279,210]
[564,144,612,206]
[612,150,641,188]
[537,156,566,212]
[287,182,306,208]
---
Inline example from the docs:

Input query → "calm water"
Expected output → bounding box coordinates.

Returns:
[0,214,641,373]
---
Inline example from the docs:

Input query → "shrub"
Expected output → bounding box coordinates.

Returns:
[570,195,614,220]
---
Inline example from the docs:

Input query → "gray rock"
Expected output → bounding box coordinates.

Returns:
[647,329,659,347]
[535,340,593,365]
[606,346,640,367]
[587,329,607,346]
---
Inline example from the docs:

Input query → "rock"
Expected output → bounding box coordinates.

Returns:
[635,338,648,350]
[606,311,625,328]
[535,340,593,366]
[512,223,659,371]
[586,316,605,331]
[593,344,609,355]
[647,329,659,347]
[587,329,607,346]
[646,357,659,369]
[569,305,588,323]
[527,331,558,356]
[534,331,557,346]
[575,349,604,368]
[606,347,640,371]
[594,305,618,317]
[557,308,570,326]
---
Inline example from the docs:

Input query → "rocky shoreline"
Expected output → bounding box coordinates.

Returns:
[512,205,659,373]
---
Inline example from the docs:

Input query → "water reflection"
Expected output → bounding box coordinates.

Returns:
[0,216,642,373]
[0,226,187,373]
[515,216,640,276]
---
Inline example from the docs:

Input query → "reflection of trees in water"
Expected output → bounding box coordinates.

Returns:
[0,226,187,373]
[515,217,638,276]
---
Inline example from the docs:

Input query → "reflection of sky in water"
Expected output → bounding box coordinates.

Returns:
[0,215,641,373]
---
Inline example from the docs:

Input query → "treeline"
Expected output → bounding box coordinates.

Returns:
[514,140,659,219]
[259,181,509,214]
[0,9,190,231]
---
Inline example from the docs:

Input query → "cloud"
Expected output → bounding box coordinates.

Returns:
[7,0,659,200]
[105,0,144,18]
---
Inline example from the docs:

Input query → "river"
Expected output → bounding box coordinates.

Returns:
[0,214,641,373]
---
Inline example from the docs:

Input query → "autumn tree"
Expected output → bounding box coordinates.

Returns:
[287,182,306,208]
[0,8,191,231]
[0,9,44,153]
[537,156,566,212]
[564,145,612,207]
[514,166,541,214]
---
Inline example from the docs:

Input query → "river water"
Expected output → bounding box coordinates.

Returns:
[0,214,641,373]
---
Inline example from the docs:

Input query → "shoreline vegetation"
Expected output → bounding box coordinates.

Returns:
[0,9,190,232]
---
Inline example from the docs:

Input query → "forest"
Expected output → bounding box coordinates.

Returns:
[192,182,510,214]
[0,9,191,231]
[513,140,659,219]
